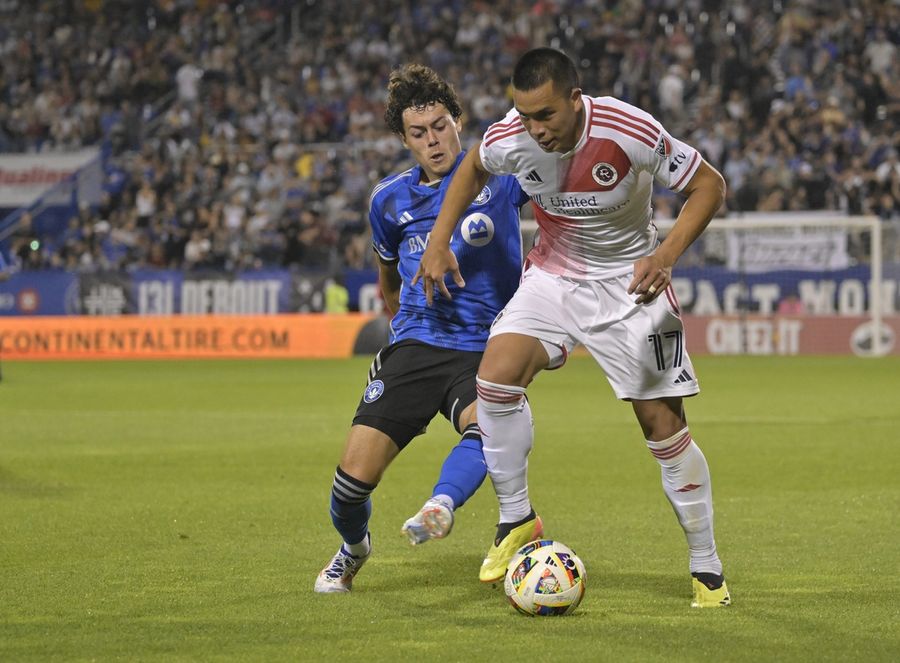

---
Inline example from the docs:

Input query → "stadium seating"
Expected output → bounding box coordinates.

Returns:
[1,1,897,275]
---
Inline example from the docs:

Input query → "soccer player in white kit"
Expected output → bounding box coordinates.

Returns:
[414,48,731,608]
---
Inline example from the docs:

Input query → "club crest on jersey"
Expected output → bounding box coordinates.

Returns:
[655,135,671,159]
[363,380,385,403]
[461,213,494,247]
[473,186,492,205]
[592,162,618,186]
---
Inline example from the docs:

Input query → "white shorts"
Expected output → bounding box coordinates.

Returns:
[489,266,699,400]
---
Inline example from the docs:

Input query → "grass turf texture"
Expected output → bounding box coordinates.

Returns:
[1,356,898,662]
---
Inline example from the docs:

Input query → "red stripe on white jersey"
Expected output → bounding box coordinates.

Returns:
[590,121,656,149]
[485,117,521,135]
[484,125,526,148]
[672,152,700,190]
[590,109,658,143]
[592,104,660,136]
[484,118,523,143]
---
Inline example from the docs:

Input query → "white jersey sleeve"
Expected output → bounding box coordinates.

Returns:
[479,109,528,176]
[599,96,701,192]
[650,129,702,193]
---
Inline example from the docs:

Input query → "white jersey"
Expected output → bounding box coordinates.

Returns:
[480,95,702,278]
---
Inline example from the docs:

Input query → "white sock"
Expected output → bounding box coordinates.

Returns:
[431,493,455,510]
[476,377,533,523]
[646,427,722,575]
[344,533,370,558]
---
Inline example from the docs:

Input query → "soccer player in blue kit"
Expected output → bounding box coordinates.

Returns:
[315,64,537,593]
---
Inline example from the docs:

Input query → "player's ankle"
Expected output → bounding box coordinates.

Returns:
[494,508,536,543]
[691,571,725,590]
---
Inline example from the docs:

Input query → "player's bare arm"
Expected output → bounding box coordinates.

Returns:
[629,159,726,304]
[377,259,402,315]
[412,144,491,305]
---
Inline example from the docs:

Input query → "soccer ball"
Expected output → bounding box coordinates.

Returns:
[504,539,586,616]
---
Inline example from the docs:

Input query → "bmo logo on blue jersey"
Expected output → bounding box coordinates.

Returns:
[461,213,494,247]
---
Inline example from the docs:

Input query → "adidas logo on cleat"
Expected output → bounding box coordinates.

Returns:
[673,369,694,384]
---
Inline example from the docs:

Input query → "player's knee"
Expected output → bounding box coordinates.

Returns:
[634,397,686,440]
[480,335,546,386]
[336,457,384,487]
[338,425,398,484]
[477,360,524,387]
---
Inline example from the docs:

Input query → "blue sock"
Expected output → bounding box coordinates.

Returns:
[432,424,486,510]
[330,466,375,546]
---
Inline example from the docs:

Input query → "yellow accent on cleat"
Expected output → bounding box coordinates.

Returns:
[691,577,731,608]
[479,515,543,583]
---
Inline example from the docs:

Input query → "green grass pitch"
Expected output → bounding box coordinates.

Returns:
[1,356,898,662]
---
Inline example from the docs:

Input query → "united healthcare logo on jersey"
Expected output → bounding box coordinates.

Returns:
[461,213,494,247]
[473,185,492,205]
[364,379,385,403]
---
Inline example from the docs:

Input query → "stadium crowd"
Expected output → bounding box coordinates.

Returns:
[2,0,899,272]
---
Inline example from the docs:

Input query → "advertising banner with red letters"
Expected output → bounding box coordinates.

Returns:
[0,149,99,206]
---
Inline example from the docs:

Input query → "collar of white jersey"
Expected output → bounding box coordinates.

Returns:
[559,95,592,161]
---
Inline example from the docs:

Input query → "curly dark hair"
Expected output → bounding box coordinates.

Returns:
[384,64,463,135]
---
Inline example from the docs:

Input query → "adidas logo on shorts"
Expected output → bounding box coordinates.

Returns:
[673,369,694,384]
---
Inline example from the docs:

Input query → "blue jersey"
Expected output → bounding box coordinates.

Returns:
[370,151,529,352]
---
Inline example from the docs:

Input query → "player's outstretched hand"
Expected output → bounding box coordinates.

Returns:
[628,254,671,305]
[412,244,465,306]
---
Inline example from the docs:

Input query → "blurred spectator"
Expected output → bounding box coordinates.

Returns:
[1,0,897,274]
[184,229,211,269]
[324,275,349,314]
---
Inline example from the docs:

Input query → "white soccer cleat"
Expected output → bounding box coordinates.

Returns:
[314,534,370,593]
[402,497,454,545]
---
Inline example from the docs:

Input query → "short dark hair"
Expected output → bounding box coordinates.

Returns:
[512,48,580,94]
[384,64,463,135]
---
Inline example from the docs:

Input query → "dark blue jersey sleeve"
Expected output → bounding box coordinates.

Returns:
[369,193,400,263]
